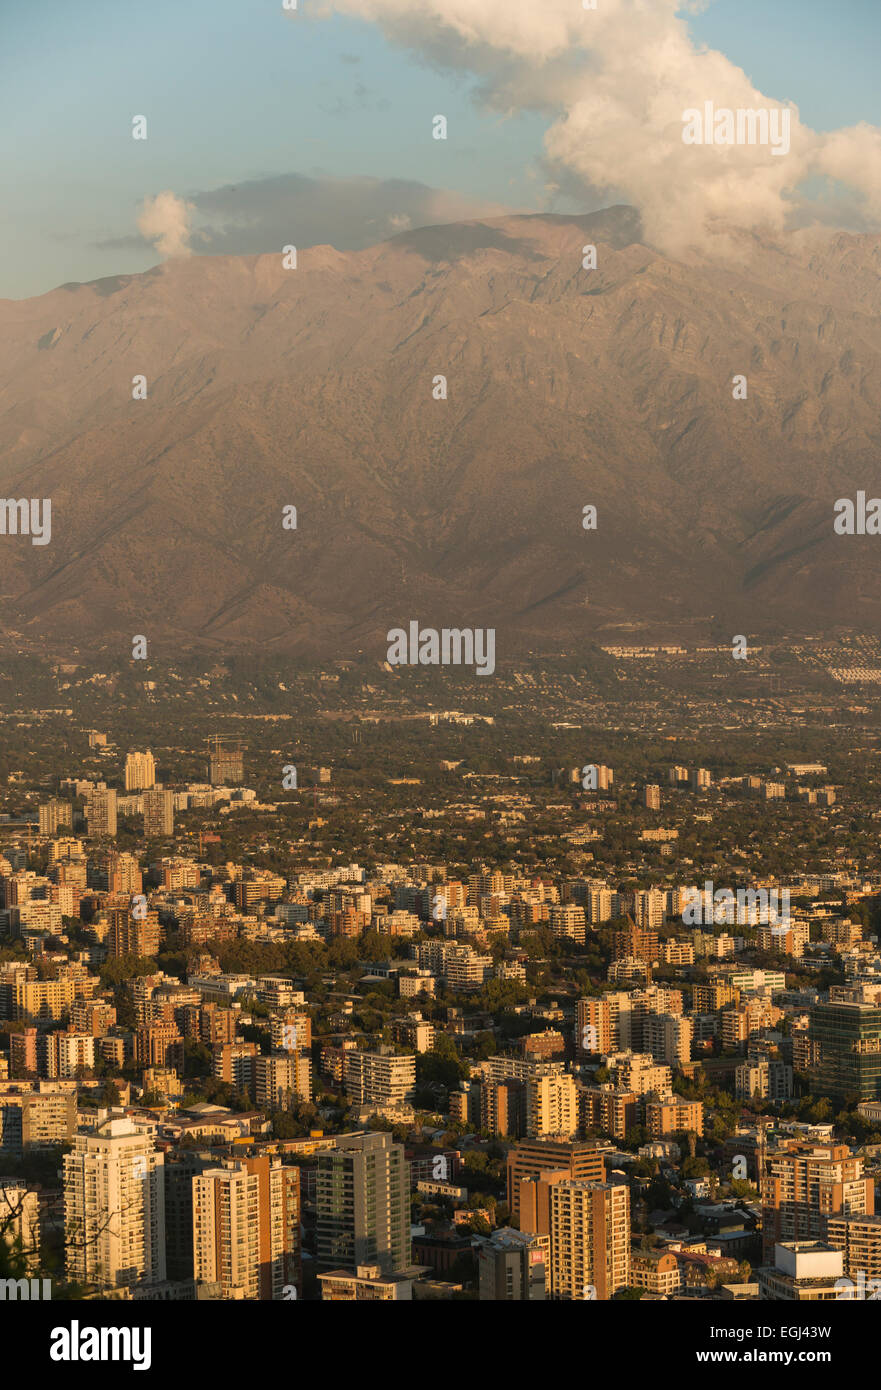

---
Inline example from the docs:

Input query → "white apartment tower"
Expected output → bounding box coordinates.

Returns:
[63,1116,165,1290]
[125,750,156,792]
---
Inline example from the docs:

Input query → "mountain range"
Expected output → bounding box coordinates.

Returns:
[1,204,880,659]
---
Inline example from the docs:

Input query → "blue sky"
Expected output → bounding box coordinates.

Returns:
[0,0,878,298]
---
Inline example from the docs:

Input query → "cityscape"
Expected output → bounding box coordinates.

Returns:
[1,643,881,1329]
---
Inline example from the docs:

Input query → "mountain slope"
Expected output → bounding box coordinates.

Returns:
[1,206,880,656]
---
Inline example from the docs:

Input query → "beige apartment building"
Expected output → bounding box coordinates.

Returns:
[642,1012,692,1068]
[646,1096,704,1139]
[193,1162,260,1298]
[579,1086,639,1141]
[38,799,70,837]
[344,1049,416,1107]
[547,1180,631,1301]
[826,1213,881,1281]
[256,1052,312,1109]
[507,1139,606,1224]
[13,976,76,1025]
[192,1156,300,1300]
[0,1179,42,1271]
[604,1051,672,1097]
[85,785,117,837]
[526,1072,579,1139]
[576,993,634,1055]
[761,1142,874,1261]
[143,788,174,838]
[0,1081,78,1155]
[124,750,156,791]
[631,1246,682,1295]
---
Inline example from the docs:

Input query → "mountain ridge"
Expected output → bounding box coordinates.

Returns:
[1,205,879,657]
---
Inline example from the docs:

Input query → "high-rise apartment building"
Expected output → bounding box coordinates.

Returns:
[213,1042,258,1096]
[256,1052,312,1109]
[810,1001,881,1102]
[316,1132,410,1275]
[143,788,174,838]
[611,921,659,967]
[135,1021,183,1071]
[577,997,611,1057]
[826,1213,881,1282]
[108,851,143,896]
[38,799,70,836]
[576,993,632,1056]
[344,1050,416,1107]
[547,1180,631,1301]
[586,888,614,924]
[646,1096,704,1139]
[192,1161,259,1298]
[0,1082,77,1155]
[232,870,287,911]
[63,1116,165,1290]
[736,1057,793,1102]
[45,1032,96,1078]
[85,785,117,837]
[630,889,666,931]
[693,980,737,1012]
[579,1086,639,1141]
[480,1078,527,1138]
[548,903,587,944]
[208,738,244,786]
[192,1157,300,1299]
[163,1150,217,1282]
[761,1142,874,1260]
[526,1072,579,1139]
[642,785,661,811]
[125,750,156,792]
[642,1013,693,1068]
[604,1051,671,1096]
[507,1139,606,1225]
[0,1179,42,1271]
[13,976,76,1026]
[8,1028,39,1079]
[108,906,161,958]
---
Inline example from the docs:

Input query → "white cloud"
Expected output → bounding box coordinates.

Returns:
[136,191,194,259]
[317,0,881,254]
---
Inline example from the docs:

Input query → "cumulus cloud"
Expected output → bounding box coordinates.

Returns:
[316,0,881,255]
[136,191,194,258]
